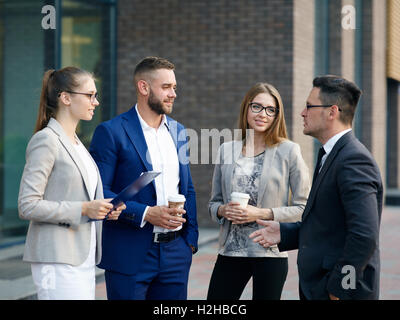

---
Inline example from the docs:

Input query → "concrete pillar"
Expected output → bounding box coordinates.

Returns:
[360,0,387,187]
[341,0,356,82]
[292,0,315,169]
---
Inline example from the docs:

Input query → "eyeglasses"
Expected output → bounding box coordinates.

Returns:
[64,91,99,103]
[306,104,342,112]
[249,103,279,117]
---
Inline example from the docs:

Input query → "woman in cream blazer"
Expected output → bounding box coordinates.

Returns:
[18,67,125,300]
[207,83,310,300]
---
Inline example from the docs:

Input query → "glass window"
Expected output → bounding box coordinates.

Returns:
[0,0,116,245]
[314,0,330,77]
[0,0,46,242]
[61,0,116,147]
[313,0,330,161]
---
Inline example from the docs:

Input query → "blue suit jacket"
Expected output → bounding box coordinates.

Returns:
[278,132,383,300]
[89,106,198,275]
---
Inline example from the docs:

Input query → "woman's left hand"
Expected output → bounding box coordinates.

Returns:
[228,204,273,224]
[107,202,126,220]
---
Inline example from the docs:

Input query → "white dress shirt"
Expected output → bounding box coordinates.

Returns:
[135,105,181,233]
[320,128,352,171]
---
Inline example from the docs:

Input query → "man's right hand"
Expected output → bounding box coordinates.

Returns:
[144,205,186,229]
[249,219,281,247]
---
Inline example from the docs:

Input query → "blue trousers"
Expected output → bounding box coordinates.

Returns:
[104,235,193,300]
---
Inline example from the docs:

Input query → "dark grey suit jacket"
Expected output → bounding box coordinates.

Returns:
[279,131,383,300]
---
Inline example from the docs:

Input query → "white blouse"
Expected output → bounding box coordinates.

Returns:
[73,141,98,200]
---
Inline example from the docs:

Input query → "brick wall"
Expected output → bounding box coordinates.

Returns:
[116,0,389,226]
[117,0,298,227]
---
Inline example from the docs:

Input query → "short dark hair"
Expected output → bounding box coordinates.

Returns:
[313,75,362,125]
[133,56,175,85]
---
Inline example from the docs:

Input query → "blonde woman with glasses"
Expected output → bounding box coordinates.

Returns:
[207,82,310,300]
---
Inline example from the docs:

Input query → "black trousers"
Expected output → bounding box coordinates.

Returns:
[207,254,288,300]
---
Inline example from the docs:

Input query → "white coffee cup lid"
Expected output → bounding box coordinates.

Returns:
[168,194,186,202]
[231,192,250,199]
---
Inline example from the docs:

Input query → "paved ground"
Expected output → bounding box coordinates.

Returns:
[95,206,400,300]
[0,206,398,300]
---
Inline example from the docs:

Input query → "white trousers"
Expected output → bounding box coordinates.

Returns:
[31,223,96,300]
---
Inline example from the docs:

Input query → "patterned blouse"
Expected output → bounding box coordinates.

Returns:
[219,151,280,257]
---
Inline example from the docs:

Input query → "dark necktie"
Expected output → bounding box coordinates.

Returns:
[312,147,326,183]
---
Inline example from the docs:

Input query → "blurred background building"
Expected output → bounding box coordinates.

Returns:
[0,0,399,246]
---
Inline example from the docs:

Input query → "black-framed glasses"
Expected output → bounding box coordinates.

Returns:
[306,104,342,112]
[64,91,99,103]
[249,102,279,117]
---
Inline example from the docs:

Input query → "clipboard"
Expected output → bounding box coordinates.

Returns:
[109,171,160,210]
[91,171,160,221]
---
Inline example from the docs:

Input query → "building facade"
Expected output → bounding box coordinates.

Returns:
[0,0,399,243]
[0,0,117,244]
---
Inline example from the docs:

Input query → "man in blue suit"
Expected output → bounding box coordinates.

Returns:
[250,75,383,300]
[90,57,198,300]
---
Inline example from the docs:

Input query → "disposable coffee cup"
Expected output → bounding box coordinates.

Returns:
[230,192,250,208]
[168,194,186,216]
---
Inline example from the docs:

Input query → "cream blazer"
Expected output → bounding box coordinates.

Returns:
[208,139,310,257]
[18,118,104,266]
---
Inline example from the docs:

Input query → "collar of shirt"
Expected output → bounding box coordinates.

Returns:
[320,128,352,169]
[134,104,181,234]
[322,128,352,155]
[135,104,169,132]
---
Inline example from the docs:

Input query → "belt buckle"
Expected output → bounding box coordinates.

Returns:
[153,231,178,243]
[154,232,166,243]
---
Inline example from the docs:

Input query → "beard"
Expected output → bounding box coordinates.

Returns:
[148,89,172,115]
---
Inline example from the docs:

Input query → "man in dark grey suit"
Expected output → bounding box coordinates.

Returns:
[250,75,383,300]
